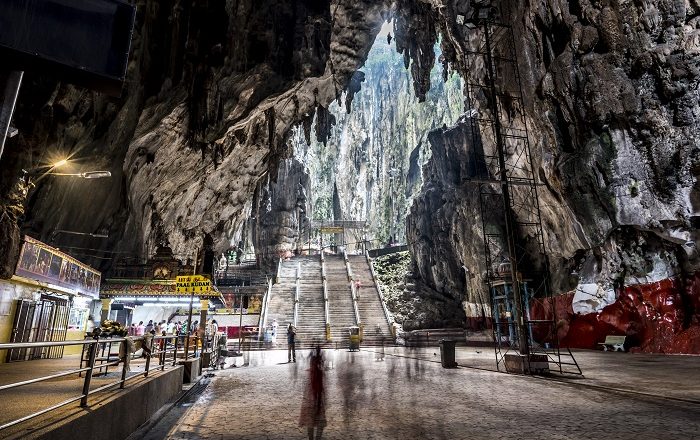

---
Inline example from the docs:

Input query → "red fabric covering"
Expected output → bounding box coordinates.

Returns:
[529,272,700,354]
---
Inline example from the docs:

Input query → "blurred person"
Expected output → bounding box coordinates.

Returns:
[271,319,279,345]
[299,345,326,440]
[145,320,154,333]
[86,315,96,335]
[136,321,145,336]
[287,323,297,362]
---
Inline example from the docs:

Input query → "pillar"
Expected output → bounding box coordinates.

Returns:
[100,298,113,324]
[199,299,209,338]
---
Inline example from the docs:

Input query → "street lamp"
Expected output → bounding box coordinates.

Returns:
[22,158,111,180]
[48,171,112,179]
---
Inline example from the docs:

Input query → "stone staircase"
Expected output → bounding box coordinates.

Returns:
[348,255,392,345]
[325,255,357,344]
[262,254,393,349]
[265,260,297,349]
[295,256,326,347]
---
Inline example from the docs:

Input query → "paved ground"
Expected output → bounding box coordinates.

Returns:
[137,347,700,440]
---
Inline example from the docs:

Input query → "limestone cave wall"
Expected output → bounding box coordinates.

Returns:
[292,34,463,245]
[404,0,700,348]
[0,0,389,275]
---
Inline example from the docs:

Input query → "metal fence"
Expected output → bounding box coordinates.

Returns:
[0,334,200,432]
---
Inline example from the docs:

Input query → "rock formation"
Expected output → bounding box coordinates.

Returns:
[293,31,463,245]
[405,0,700,350]
[0,0,698,352]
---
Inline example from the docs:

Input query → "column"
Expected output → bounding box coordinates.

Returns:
[100,298,113,325]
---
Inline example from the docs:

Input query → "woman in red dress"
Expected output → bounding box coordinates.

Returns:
[299,345,326,440]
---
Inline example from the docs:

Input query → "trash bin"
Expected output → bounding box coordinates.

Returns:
[439,339,457,368]
[348,326,361,351]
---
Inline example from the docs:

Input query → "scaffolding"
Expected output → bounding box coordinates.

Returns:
[460,1,581,375]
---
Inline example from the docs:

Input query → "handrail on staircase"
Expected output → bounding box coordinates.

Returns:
[321,250,331,341]
[365,250,395,337]
[345,251,361,327]
[343,250,352,282]
[294,262,301,327]
[276,257,282,284]
[258,276,273,340]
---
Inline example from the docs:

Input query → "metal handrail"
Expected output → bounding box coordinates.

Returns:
[365,250,395,335]
[0,334,196,431]
[350,281,361,327]
[258,277,273,340]
[276,258,283,284]
[321,251,330,340]
[294,262,300,327]
[344,252,361,326]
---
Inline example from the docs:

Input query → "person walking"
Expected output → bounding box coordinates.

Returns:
[299,345,326,440]
[145,320,154,333]
[86,315,96,335]
[287,323,297,362]
[272,319,279,346]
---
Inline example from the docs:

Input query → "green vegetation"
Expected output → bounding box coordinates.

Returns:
[373,251,412,322]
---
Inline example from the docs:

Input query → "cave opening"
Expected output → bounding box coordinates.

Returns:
[288,20,464,254]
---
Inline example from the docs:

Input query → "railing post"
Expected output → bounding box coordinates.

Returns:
[160,338,166,371]
[80,339,98,407]
[144,337,152,377]
[173,336,178,366]
[294,263,300,327]
[120,339,128,389]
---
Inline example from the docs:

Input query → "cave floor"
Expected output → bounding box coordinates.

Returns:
[135,347,700,440]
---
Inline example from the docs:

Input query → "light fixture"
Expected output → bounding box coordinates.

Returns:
[52,159,68,168]
[81,171,111,179]
[48,171,112,179]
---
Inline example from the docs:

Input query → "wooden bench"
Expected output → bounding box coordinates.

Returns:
[599,335,626,352]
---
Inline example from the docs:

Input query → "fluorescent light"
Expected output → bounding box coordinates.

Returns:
[81,171,111,179]
[143,302,186,307]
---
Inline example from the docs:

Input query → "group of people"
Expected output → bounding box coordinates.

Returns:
[127,319,214,337]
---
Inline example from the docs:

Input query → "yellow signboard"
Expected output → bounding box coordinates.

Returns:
[320,227,344,234]
[175,275,212,294]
